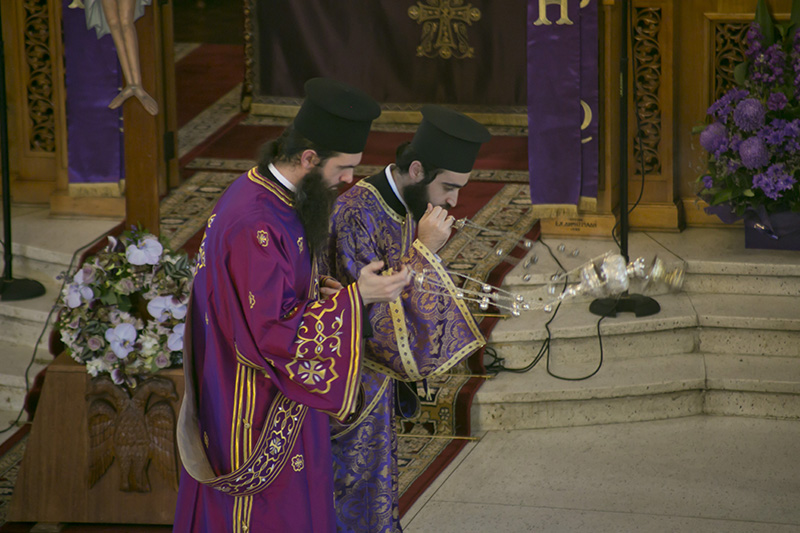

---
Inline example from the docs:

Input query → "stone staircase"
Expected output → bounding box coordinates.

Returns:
[473,227,800,432]
[0,207,120,428]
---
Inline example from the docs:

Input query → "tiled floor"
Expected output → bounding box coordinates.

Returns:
[402,416,800,532]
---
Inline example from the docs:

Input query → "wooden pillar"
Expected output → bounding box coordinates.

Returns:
[123,3,165,235]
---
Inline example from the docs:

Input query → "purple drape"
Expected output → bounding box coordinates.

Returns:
[527,0,598,207]
[63,1,124,184]
[255,0,527,106]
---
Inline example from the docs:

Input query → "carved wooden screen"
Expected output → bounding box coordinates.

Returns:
[3,0,68,203]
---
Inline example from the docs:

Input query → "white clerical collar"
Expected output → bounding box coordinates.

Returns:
[268,162,297,193]
[384,165,410,213]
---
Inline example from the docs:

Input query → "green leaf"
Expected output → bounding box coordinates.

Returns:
[100,291,118,306]
[755,0,776,47]
[776,22,788,40]
[713,189,734,204]
[692,124,706,134]
[734,61,749,86]
[118,294,132,313]
[743,189,755,197]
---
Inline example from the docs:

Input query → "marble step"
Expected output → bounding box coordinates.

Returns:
[0,271,60,349]
[472,353,800,432]
[0,340,48,414]
[695,293,800,357]
[502,228,800,298]
[487,293,799,368]
[1,206,118,282]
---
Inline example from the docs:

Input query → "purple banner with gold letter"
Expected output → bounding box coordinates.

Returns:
[527,0,598,213]
[63,0,124,184]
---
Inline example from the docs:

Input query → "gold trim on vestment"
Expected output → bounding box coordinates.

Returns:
[247,167,293,207]
[363,240,486,382]
[356,181,405,224]
[316,283,364,421]
[330,374,391,441]
[177,312,309,497]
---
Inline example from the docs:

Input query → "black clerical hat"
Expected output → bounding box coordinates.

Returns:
[293,78,381,154]
[410,105,491,173]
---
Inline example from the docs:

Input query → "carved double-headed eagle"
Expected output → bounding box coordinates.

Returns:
[86,376,179,492]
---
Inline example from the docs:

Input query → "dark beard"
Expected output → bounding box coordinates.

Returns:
[295,167,337,258]
[403,181,430,221]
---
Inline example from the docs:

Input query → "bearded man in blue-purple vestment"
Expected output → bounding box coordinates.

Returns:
[174,78,412,533]
[323,105,492,532]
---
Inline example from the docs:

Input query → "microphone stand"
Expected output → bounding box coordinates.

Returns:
[589,0,659,317]
[0,6,46,301]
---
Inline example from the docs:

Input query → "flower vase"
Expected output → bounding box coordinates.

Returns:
[705,203,800,251]
[743,210,800,251]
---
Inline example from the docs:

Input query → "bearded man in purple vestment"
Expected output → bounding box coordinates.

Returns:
[323,105,491,532]
[174,78,412,533]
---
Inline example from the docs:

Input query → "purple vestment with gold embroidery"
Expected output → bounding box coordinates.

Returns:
[174,167,364,533]
[323,167,485,533]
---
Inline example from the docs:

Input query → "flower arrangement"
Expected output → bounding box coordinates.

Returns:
[57,228,193,388]
[697,0,800,216]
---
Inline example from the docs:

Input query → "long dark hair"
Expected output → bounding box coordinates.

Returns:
[257,124,337,173]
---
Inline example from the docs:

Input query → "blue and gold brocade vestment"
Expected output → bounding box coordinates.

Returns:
[323,166,485,533]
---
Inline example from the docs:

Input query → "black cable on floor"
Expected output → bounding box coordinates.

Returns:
[0,233,108,435]
[485,240,622,382]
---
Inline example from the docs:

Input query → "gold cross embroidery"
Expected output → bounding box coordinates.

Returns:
[408,0,481,59]
[297,237,304,254]
[257,229,269,248]
[297,360,327,386]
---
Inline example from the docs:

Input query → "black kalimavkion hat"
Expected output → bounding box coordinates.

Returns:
[409,105,491,173]
[293,78,381,154]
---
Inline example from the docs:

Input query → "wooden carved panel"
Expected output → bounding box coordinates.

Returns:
[23,0,56,153]
[713,22,748,101]
[86,375,179,493]
[632,6,662,177]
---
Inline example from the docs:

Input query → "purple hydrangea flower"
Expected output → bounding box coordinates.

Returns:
[105,323,138,359]
[767,92,788,111]
[702,175,715,189]
[733,98,766,132]
[126,237,163,266]
[745,23,764,59]
[739,137,770,169]
[700,122,728,154]
[752,163,797,200]
[167,323,185,352]
[707,88,749,123]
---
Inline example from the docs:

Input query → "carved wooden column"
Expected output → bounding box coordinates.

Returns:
[625,0,681,231]
[547,0,681,237]
[1,0,68,204]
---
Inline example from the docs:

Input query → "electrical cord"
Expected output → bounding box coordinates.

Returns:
[484,238,623,381]
[0,233,109,435]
